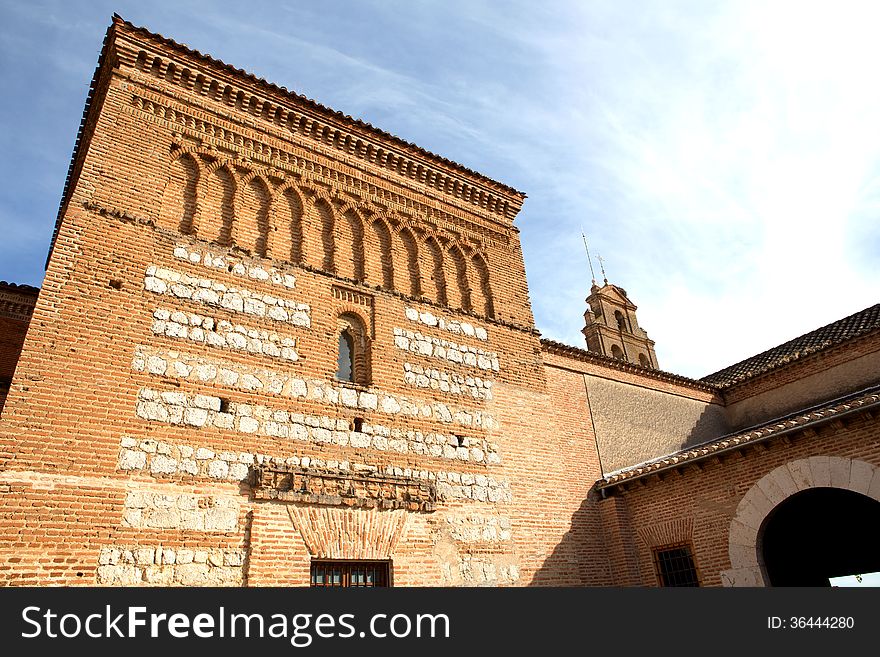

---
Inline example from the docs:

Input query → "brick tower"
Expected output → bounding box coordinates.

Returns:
[0,16,600,587]
[582,280,658,369]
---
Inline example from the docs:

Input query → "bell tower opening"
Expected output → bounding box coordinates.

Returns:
[581,280,659,369]
[760,487,880,586]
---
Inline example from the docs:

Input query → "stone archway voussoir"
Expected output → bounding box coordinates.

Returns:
[869,468,880,501]
[807,455,832,488]
[728,519,759,547]
[766,465,799,499]
[846,459,875,496]
[721,566,762,587]
[755,474,787,506]
[786,459,814,491]
[829,456,852,489]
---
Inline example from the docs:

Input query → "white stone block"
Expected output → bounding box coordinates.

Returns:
[144,277,168,294]
[290,379,307,397]
[267,306,289,322]
[228,463,249,481]
[220,293,244,312]
[213,413,234,429]
[118,449,147,470]
[160,391,186,406]
[358,392,378,410]
[239,417,260,434]
[207,460,229,479]
[151,455,178,475]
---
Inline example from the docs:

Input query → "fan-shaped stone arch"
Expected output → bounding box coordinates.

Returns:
[237,174,271,257]
[158,152,199,234]
[199,162,237,246]
[272,185,305,265]
[336,207,366,281]
[470,252,495,318]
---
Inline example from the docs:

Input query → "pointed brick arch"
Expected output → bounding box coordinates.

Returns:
[336,206,366,281]
[422,235,447,306]
[238,173,271,257]
[368,218,394,290]
[395,225,421,297]
[273,184,305,265]
[301,192,335,273]
[471,252,495,319]
[158,151,199,234]
[199,162,237,246]
[722,456,880,586]
[447,244,472,312]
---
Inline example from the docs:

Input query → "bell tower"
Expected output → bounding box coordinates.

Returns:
[582,280,659,369]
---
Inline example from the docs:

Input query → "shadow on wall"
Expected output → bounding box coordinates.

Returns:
[528,490,614,586]
[682,403,731,450]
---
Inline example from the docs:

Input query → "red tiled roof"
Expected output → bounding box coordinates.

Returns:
[701,303,880,388]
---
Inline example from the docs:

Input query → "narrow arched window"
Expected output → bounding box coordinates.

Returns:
[337,329,355,382]
[639,353,650,368]
[335,313,371,385]
[615,310,627,332]
[611,344,625,360]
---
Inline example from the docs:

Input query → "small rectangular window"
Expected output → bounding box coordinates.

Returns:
[653,544,699,587]
[310,560,390,587]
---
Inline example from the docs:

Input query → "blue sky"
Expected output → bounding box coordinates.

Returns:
[1,0,878,377]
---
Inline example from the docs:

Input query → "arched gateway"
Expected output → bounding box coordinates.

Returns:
[723,457,880,586]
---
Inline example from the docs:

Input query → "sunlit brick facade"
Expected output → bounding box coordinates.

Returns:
[1,17,878,587]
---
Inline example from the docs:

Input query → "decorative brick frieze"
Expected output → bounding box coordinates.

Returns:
[122,491,239,532]
[393,328,499,372]
[97,545,244,586]
[148,308,299,361]
[173,244,297,289]
[0,286,38,322]
[116,436,511,503]
[403,362,494,401]
[144,265,311,327]
[132,345,497,430]
[133,388,500,464]
[404,307,489,341]
[251,464,437,512]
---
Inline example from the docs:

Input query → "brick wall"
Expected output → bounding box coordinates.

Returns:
[0,18,589,587]
[722,330,880,430]
[541,349,727,474]
[598,413,880,586]
[0,283,38,415]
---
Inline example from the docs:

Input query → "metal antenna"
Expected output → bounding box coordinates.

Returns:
[581,231,597,285]
[597,254,608,285]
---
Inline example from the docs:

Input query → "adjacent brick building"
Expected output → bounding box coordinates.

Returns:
[1,16,878,586]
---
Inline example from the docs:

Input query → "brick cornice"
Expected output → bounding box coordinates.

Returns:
[110,16,525,215]
[540,338,717,394]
